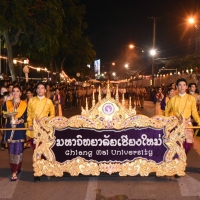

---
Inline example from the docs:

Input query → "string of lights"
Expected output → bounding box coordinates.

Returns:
[0,56,59,75]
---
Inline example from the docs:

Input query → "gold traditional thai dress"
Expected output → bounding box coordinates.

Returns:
[189,92,200,136]
[160,96,171,115]
[26,96,55,139]
[155,92,164,115]
[165,94,200,146]
[53,94,63,116]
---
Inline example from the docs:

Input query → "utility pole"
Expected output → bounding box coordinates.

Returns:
[149,17,160,87]
[0,32,1,74]
[196,3,199,53]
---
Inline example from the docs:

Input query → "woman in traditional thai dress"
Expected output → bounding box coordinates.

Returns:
[3,86,27,181]
[155,87,164,115]
[53,88,63,116]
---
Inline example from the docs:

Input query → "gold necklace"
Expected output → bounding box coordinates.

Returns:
[12,100,20,111]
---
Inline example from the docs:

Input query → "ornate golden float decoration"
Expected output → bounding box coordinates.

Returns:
[33,83,186,177]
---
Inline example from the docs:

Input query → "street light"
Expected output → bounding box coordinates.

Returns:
[150,49,156,86]
[129,44,135,49]
[188,18,195,24]
[129,44,145,52]
[188,17,199,52]
[150,49,156,56]
[124,63,129,68]
[13,59,17,65]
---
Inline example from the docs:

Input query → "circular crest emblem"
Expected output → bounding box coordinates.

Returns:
[102,103,115,115]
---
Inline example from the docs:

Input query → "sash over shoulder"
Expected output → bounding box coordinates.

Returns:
[6,100,27,119]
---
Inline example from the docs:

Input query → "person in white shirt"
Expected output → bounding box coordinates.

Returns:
[188,83,200,111]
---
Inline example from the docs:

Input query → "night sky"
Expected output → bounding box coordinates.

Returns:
[81,0,200,75]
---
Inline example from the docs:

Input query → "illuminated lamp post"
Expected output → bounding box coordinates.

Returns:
[150,49,156,86]
[129,44,135,49]
[112,72,116,80]
[188,17,199,53]
[124,63,129,69]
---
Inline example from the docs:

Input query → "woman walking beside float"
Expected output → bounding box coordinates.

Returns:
[53,88,64,116]
[155,87,164,115]
[3,86,27,181]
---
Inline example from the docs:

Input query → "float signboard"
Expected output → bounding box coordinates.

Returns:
[51,127,167,164]
[33,84,186,177]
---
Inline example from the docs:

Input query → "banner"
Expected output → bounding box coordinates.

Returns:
[51,127,167,164]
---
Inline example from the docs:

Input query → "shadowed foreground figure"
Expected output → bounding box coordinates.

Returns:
[95,189,155,200]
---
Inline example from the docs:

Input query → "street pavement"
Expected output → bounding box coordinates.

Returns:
[1,101,200,200]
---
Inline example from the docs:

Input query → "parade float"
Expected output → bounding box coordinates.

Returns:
[32,82,186,177]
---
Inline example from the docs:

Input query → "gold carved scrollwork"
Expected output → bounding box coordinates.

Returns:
[33,92,186,177]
